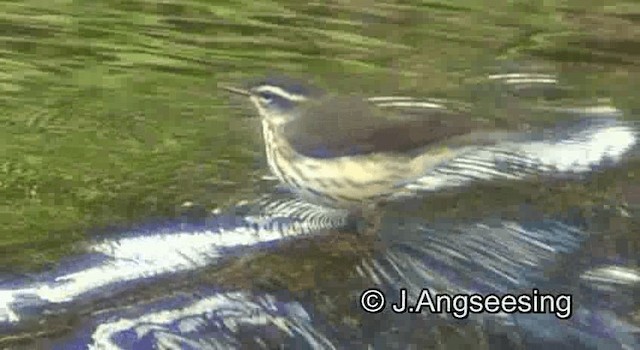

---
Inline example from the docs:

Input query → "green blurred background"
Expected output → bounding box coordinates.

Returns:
[0,0,638,271]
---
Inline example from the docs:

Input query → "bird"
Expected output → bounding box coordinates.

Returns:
[220,77,516,234]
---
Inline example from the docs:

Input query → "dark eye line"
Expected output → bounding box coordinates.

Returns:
[259,92,276,103]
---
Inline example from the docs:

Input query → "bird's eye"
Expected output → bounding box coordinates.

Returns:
[258,92,275,104]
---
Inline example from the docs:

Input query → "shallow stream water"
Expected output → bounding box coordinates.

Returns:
[0,1,639,349]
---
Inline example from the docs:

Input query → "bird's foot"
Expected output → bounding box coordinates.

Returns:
[349,202,386,238]
[355,212,382,237]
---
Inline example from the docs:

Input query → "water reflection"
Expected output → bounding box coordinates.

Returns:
[1,73,638,349]
[47,213,639,350]
[0,196,349,326]
[65,291,337,350]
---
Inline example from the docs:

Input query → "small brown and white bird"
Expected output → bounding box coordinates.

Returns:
[221,77,517,232]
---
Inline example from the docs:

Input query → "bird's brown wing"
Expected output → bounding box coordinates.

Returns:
[283,95,491,159]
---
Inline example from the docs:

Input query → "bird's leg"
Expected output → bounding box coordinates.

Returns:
[355,202,385,237]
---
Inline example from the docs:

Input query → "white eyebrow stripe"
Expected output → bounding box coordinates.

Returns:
[367,96,416,102]
[254,86,308,102]
[487,73,556,80]
[374,101,445,109]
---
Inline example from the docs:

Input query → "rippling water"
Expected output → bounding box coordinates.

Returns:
[1,1,639,349]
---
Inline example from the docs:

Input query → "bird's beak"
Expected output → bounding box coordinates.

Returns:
[219,84,259,118]
[218,84,251,97]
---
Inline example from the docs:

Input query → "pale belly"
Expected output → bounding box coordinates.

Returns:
[262,121,457,209]
[272,150,407,208]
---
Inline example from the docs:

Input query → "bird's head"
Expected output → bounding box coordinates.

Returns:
[220,77,323,126]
